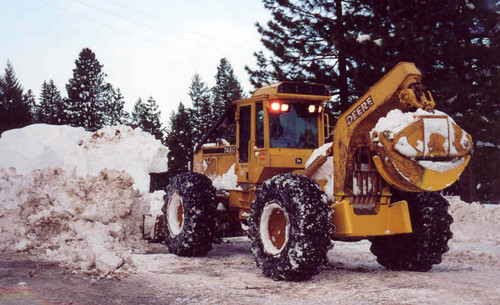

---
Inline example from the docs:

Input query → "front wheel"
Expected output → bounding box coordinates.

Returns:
[162,172,217,256]
[248,173,335,281]
[370,192,453,271]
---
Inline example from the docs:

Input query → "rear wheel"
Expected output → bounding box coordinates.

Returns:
[370,192,453,271]
[162,172,217,256]
[248,173,335,281]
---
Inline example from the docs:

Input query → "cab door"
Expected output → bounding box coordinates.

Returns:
[237,102,266,184]
[237,104,252,182]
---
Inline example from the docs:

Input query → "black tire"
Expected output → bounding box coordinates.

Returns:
[248,173,335,281]
[162,172,217,256]
[370,192,453,271]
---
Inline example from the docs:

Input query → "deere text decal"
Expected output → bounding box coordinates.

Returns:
[345,96,374,126]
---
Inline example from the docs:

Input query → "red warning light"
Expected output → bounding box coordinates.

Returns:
[270,102,281,111]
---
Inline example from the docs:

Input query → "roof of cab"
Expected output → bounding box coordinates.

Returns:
[252,81,330,98]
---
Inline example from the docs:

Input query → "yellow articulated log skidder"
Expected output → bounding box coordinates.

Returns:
[146,62,472,281]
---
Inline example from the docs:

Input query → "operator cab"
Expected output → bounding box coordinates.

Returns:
[234,82,331,185]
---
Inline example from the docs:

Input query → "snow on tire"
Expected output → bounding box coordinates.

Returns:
[370,191,453,271]
[162,172,217,257]
[248,173,335,281]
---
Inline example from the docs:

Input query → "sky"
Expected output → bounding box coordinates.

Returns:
[0,0,271,123]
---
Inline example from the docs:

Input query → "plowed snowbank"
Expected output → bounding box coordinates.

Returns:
[447,196,500,244]
[0,124,168,194]
[0,124,169,275]
[0,168,149,274]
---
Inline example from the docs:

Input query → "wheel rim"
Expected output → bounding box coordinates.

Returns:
[167,194,184,236]
[260,202,289,255]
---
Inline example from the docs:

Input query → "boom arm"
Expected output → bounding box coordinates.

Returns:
[331,62,471,200]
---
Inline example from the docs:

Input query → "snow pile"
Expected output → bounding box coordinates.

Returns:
[371,109,441,139]
[142,190,166,240]
[0,167,149,275]
[0,124,169,194]
[370,109,470,155]
[0,125,87,175]
[447,196,500,244]
[305,143,334,199]
[211,164,241,190]
[305,143,331,168]
[0,124,170,275]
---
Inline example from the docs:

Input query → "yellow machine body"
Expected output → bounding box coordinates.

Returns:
[190,62,472,239]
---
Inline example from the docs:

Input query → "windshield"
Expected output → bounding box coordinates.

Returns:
[269,103,319,149]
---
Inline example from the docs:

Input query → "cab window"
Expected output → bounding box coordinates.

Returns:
[269,103,318,149]
[238,105,251,162]
[256,102,264,148]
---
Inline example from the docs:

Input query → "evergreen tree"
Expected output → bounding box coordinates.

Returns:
[212,58,244,143]
[165,102,194,180]
[131,98,146,128]
[245,0,353,114]
[130,97,164,141]
[23,89,38,123]
[65,48,114,131]
[212,58,244,116]
[105,86,128,126]
[0,61,32,134]
[39,80,65,125]
[189,73,212,145]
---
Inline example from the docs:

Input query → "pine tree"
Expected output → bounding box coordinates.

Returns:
[189,73,212,145]
[130,98,146,128]
[65,48,113,131]
[212,58,244,115]
[143,97,164,141]
[165,102,194,180]
[0,61,32,134]
[130,97,164,141]
[245,0,354,114]
[23,89,38,123]
[212,58,244,144]
[38,80,65,125]
[105,86,128,126]
[39,80,65,125]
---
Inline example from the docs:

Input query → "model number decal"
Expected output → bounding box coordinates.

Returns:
[345,96,374,126]
[224,146,237,154]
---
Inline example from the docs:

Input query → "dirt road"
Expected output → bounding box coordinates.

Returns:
[1,236,498,305]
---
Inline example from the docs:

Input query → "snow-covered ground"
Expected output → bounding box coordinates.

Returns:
[128,196,499,304]
[0,124,499,304]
